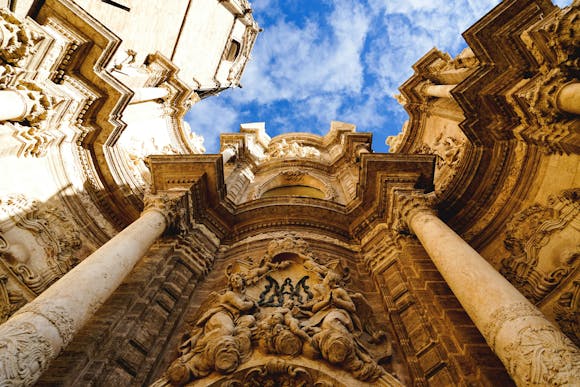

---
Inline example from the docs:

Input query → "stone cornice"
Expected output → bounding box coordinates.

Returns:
[148,153,435,243]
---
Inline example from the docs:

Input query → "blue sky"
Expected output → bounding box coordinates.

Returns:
[186,0,571,153]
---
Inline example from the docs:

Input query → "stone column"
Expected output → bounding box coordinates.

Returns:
[0,90,29,121]
[421,82,455,99]
[129,87,169,104]
[556,82,580,115]
[395,191,580,386]
[0,196,178,386]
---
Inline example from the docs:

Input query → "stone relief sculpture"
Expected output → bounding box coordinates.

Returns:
[266,139,320,160]
[415,133,466,192]
[500,188,579,303]
[166,272,256,384]
[555,280,580,347]
[154,235,393,386]
[0,195,82,321]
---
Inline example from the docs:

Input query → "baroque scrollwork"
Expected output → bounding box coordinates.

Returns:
[0,194,82,314]
[157,235,392,385]
[0,320,53,386]
[554,280,580,347]
[218,360,338,387]
[503,324,580,386]
[500,188,579,303]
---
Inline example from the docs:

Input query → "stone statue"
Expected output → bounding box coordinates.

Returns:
[302,271,386,381]
[156,238,392,385]
[166,272,256,385]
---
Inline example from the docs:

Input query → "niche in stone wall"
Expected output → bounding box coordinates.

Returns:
[257,170,334,200]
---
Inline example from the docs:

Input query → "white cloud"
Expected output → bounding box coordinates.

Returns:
[185,98,240,153]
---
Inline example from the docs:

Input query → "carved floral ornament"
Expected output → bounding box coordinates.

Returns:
[153,235,397,386]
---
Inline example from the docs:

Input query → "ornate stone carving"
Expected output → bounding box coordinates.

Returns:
[0,8,41,66]
[415,134,466,192]
[0,274,25,323]
[16,303,74,345]
[503,324,580,386]
[219,360,338,387]
[391,190,437,235]
[166,271,257,384]
[266,139,321,160]
[554,281,580,347]
[0,195,82,303]
[143,190,190,232]
[500,188,579,303]
[157,236,392,385]
[483,302,545,350]
[0,320,53,386]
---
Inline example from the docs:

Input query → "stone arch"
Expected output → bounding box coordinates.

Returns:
[254,170,334,200]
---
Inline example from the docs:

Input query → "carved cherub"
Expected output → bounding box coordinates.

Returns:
[257,299,312,356]
[301,270,386,382]
[166,271,256,385]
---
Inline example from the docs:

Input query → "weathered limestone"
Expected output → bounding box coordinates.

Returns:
[0,204,169,386]
[129,87,169,104]
[0,90,29,121]
[556,82,580,115]
[395,191,580,386]
[421,83,455,99]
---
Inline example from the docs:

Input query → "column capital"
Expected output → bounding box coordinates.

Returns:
[392,190,437,235]
[143,190,191,235]
[0,8,40,66]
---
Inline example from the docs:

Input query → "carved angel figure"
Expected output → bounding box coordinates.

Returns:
[257,299,312,357]
[166,273,256,385]
[302,271,386,381]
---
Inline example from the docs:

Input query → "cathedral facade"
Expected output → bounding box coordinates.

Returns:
[0,0,578,385]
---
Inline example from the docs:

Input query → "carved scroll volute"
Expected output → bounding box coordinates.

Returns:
[154,235,393,386]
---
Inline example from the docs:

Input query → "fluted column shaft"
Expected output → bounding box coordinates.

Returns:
[0,207,168,386]
[398,193,580,386]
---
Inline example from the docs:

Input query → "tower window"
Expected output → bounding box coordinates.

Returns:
[226,40,241,62]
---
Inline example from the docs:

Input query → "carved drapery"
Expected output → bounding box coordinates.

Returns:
[500,188,579,304]
[154,235,394,386]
